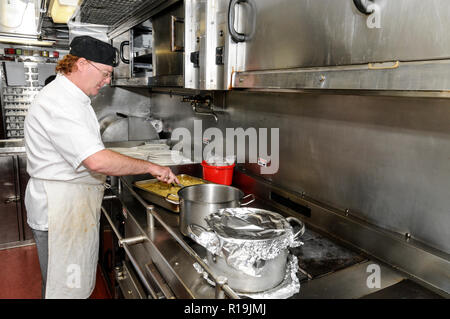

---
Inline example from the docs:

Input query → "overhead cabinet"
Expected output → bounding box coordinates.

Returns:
[184,0,450,91]
[111,22,153,87]
[109,0,450,91]
[228,0,450,70]
[109,1,184,87]
[228,0,450,91]
[150,1,185,87]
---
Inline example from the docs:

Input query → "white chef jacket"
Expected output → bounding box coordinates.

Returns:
[24,74,106,231]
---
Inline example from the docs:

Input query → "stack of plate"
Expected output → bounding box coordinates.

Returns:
[146,150,192,166]
[108,143,192,165]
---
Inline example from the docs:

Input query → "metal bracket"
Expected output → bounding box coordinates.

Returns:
[182,95,218,122]
[119,235,147,247]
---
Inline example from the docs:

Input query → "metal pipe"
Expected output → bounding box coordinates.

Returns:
[36,0,48,37]
[192,103,218,122]
[145,263,175,299]
[215,276,227,299]
[147,209,155,241]
[122,242,159,299]
[101,206,122,241]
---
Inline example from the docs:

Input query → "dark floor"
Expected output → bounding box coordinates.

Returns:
[0,245,111,299]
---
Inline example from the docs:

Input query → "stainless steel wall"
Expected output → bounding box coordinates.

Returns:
[90,86,152,141]
[233,0,450,70]
[91,86,151,119]
[149,91,450,254]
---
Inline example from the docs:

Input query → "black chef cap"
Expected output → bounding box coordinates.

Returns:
[69,36,117,67]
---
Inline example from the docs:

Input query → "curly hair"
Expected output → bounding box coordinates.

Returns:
[55,54,80,75]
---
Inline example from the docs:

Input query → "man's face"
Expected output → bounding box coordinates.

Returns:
[84,60,113,96]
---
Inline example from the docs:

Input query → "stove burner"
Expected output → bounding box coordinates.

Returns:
[290,228,367,280]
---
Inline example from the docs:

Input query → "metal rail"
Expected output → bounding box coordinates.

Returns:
[101,206,160,299]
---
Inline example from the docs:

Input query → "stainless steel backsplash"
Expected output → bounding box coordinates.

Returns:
[91,86,151,119]
[149,90,450,254]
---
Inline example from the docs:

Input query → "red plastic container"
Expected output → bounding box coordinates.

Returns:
[201,160,235,185]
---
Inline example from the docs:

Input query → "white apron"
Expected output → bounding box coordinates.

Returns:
[44,179,105,299]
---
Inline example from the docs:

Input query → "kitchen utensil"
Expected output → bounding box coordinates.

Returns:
[134,175,209,212]
[165,183,255,236]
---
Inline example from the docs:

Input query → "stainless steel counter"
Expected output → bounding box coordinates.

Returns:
[101,164,448,299]
[0,140,32,248]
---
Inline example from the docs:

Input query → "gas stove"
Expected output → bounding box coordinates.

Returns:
[99,167,447,299]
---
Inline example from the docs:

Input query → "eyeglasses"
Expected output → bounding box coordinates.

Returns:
[86,60,112,79]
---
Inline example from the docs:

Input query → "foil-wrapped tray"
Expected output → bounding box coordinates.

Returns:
[133,174,209,212]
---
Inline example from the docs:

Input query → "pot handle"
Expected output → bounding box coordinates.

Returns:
[188,223,218,247]
[165,193,179,205]
[239,194,255,206]
[286,216,306,240]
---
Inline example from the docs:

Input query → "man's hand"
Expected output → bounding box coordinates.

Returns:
[83,149,179,184]
[150,165,180,184]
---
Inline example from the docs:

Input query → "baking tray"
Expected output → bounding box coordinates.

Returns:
[133,174,209,212]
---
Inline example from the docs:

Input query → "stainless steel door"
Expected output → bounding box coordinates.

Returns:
[151,1,185,87]
[184,0,205,89]
[185,0,244,90]
[0,156,20,245]
[111,31,132,81]
[230,0,450,71]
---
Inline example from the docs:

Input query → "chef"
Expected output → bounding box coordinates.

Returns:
[24,35,178,299]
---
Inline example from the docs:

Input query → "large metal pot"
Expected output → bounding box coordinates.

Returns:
[165,184,255,236]
[206,248,289,293]
[190,208,305,293]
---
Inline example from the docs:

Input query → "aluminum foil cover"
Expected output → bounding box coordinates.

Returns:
[194,208,303,277]
[239,254,301,299]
